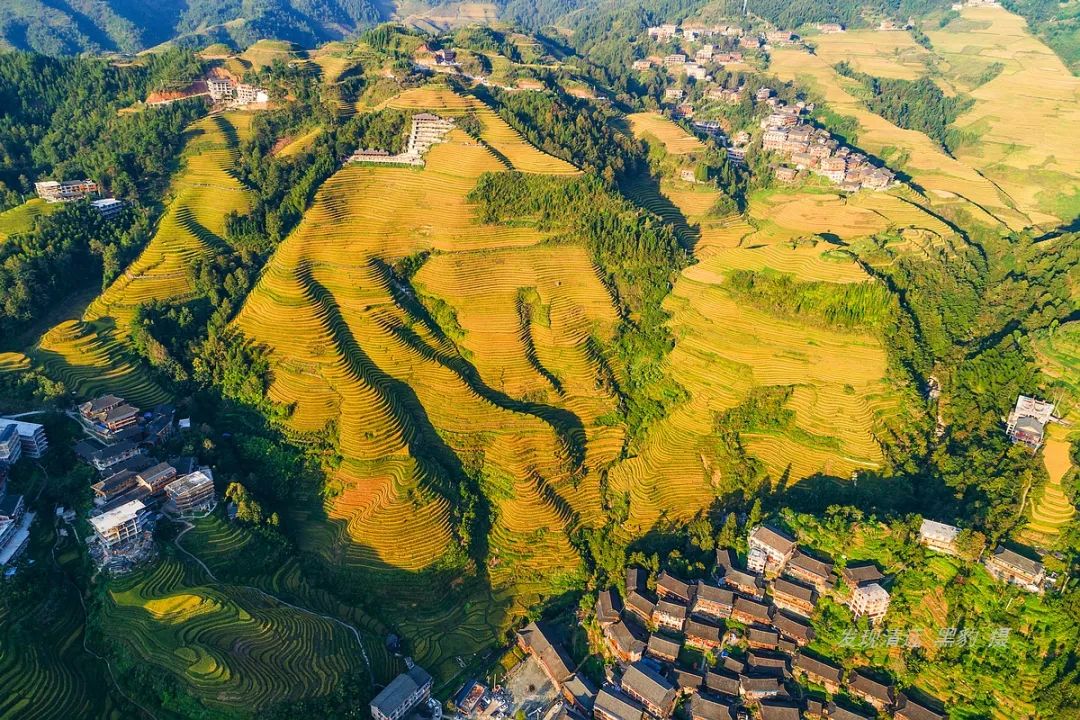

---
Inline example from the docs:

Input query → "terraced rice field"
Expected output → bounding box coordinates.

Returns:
[627,112,706,155]
[102,558,368,712]
[276,127,323,158]
[0,198,57,242]
[84,113,251,328]
[384,86,580,175]
[32,320,168,407]
[926,6,1080,224]
[240,40,308,70]
[609,113,908,530]
[809,30,930,80]
[769,44,1032,230]
[233,86,608,677]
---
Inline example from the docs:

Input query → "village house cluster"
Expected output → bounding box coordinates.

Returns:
[509,525,952,720]
[33,179,126,218]
[757,90,894,191]
[71,395,215,572]
[0,417,48,572]
[918,519,1052,594]
[350,113,456,167]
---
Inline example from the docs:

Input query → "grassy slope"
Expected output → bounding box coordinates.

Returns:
[232,85,603,682]
[610,112,920,532]
[0,199,59,243]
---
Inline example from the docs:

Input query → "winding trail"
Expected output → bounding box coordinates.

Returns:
[172,520,375,683]
[49,525,161,720]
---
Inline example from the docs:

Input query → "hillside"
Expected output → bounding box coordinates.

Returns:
[0,10,1076,720]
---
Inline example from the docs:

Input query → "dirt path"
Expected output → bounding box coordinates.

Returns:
[172,521,375,682]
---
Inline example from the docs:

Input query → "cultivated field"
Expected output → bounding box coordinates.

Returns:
[611,114,915,530]
[0,198,57,242]
[628,112,707,155]
[927,6,1080,224]
[809,30,931,80]
[101,558,368,712]
[232,85,608,681]
[85,113,252,328]
[769,44,1033,230]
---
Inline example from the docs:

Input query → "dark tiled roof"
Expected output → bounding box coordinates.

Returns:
[621,662,676,711]
[673,668,703,690]
[694,582,734,606]
[689,693,734,720]
[795,655,842,684]
[646,634,682,659]
[595,688,644,720]
[605,621,646,657]
[626,567,645,593]
[721,656,745,674]
[828,703,872,720]
[895,694,945,720]
[564,673,597,711]
[684,619,722,644]
[723,569,762,593]
[733,597,772,622]
[739,675,781,694]
[849,670,893,703]
[656,570,693,601]
[654,600,687,620]
[842,563,884,586]
[772,577,816,604]
[758,702,801,720]
[714,548,737,572]
[750,526,796,555]
[626,591,656,617]
[517,622,574,682]
[787,550,833,579]
[597,590,622,623]
[747,651,789,677]
[990,545,1043,578]
[772,612,813,642]
[746,626,779,647]
[704,670,740,696]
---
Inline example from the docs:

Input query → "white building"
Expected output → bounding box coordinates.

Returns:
[0,419,48,459]
[0,424,21,467]
[235,84,270,105]
[919,519,961,556]
[91,198,125,220]
[747,525,797,574]
[849,583,890,623]
[165,469,216,517]
[34,179,99,203]
[89,499,147,548]
[207,78,234,101]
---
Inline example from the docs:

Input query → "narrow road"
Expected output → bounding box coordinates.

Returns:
[172,521,375,682]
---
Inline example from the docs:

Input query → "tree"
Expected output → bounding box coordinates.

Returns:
[687,513,715,552]
[717,512,739,549]
[954,528,987,562]
[748,498,763,529]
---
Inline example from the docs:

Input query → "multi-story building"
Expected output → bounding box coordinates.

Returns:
[625,590,656,624]
[652,599,687,631]
[746,626,779,650]
[596,589,622,625]
[646,634,681,663]
[91,198,125,219]
[731,596,773,625]
[770,577,817,617]
[919,519,961,556]
[894,694,945,720]
[656,570,694,603]
[747,525,797,574]
[721,567,764,597]
[692,582,734,620]
[0,424,22,467]
[684,618,723,649]
[739,675,781,700]
[594,687,644,720]
[0,493,30,566]
[369,665,433,720]
[848,670,894,711]
[840,563,884,590]
[207,78,234,101]
[35,179,99,202]
[793,654,842,693]
[604,620,645,663]
[984,545,1045,592]
[849,583,890,623]
[1006,395,1055,449]
[783,550,833,590]
[136,462,178,494]
[76,440,144,473]
[517,621,574,686]
[89,499,147,548]
[79,395,139,434]
[689,692,733,720]
[621,662,677,718]
[772,612,814,646]
[235,84,270,105]
[704,670,740,698]
[165,470,216,517]
[0,419,48,458]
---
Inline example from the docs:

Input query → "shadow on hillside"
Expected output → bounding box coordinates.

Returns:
[620,171,702,252]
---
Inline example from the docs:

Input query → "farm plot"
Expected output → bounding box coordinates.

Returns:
[84,113,252,328]
[607,114,907,530]
[809,30,931,80]
[101,558,368,713]
[232,95,611,676]
[627,112,707,155]
[769,45,1032,230]
[926,5,1080,224]
[0,198,58,242]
